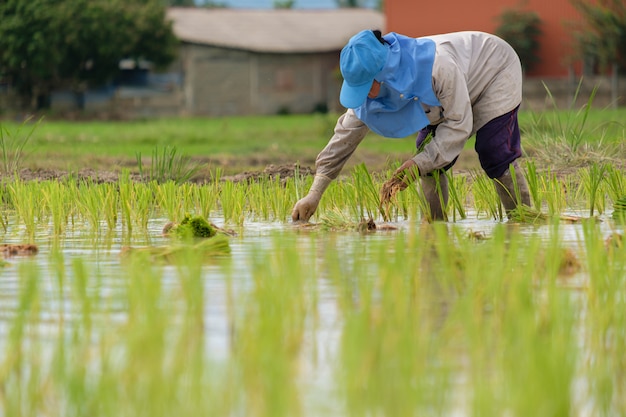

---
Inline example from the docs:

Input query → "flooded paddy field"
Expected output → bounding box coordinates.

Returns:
[0,170,624,417]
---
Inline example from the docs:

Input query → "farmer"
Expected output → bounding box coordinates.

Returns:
[291,29,530,222]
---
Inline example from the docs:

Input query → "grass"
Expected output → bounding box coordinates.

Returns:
[520,85,626,168]
[0,116,39,175]
[1,110,612,183]
[136,145,203,184]
[0,107,620,177]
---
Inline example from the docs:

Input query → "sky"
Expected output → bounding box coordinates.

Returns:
[200,0,378,8]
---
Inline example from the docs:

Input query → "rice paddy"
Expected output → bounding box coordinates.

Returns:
[0,159,624,416]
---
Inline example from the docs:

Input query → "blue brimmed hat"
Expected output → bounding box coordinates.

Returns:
[339,30,389,109]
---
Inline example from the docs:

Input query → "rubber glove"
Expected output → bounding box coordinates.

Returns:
[291,175,332,222]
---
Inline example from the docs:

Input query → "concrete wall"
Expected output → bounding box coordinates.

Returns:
[177,44,341,116]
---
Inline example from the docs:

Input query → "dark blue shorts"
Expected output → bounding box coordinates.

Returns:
[416,105,522,179]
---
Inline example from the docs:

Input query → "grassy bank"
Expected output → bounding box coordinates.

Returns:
[0,106,624,176]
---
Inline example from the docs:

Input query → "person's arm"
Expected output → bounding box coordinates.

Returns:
[411,56,473,175]
[291,109,369,222]
[314,109,370,179]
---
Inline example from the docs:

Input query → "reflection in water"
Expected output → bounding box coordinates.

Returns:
[0,212,623,416]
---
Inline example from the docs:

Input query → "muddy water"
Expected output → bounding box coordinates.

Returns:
[0,210,613,344]
[0,210,620,415]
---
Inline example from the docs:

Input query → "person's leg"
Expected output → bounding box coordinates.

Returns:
[493,161,529,213]
[416,126,451,221]
[421,172,448,221]
[475,106,530,213]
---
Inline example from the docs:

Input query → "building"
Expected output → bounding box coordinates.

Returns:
[385,0,624,108]
[159,8,384,117]
[386,0,583,77]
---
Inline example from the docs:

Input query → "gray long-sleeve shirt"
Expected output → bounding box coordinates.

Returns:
[315,31,523,179]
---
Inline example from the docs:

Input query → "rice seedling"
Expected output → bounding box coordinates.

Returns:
[316,207,379,232]
[231,233,313,417]
[118,171,135,235]
[0,117,39,175]
[337,237,453,415]
[76,180,105,232]
[219,180,246,225]
[131,182,156,231]
[577,162,609,216]
[613,197,626,223]
[524,159,542,211]
[155,180,186,222]
[6,178,41,238]
[396,178,422,220]
[446,170,468,221]
[114,175,158,235]
[0,260,42,416]
[136,145,203,184]
[192,180,220,221]
[350,163,383,221]
[541,169,567,216]
[246,175,294,221]
[605,165,626,216]
[122,235,231,263]
[581,219,626,415]
[2,112,626,417]
[100,183,119,231]
[40,180,74,236]
[246,178,272,221]
[471,170,502,220]
[507,204,548,223]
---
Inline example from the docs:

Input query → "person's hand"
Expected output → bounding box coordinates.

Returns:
[379,159,419,205]
[393,159,419,183]
[291,174,332,223]
[291,192,322,222]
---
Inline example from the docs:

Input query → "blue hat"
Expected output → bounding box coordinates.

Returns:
[339,30,389,109]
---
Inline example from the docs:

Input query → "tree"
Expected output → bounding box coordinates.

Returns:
[274,0,294,8]
[336,0,364,7]
[168,0,196,5]
[570,0,626,73]
[495,9,542,74]
[0,0,178,109]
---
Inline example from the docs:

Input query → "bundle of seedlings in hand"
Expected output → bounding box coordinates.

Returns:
[379,176,408,206]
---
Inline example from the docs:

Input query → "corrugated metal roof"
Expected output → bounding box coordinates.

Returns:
[166,7,385,53]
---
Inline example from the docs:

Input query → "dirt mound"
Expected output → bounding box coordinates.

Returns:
[221,163,314,183]
[0,164,313,184]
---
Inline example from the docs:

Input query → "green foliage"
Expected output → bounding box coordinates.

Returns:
[495,8,542,73]
[521,80,625,167]
[0,0,178,106]
[273,0,294,8]
[570,0,626,72]
[336,0,359,6]
[612,196,626,222]
[167,0,196,5]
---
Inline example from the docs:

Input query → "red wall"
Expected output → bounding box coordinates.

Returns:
[385,0,584,77]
